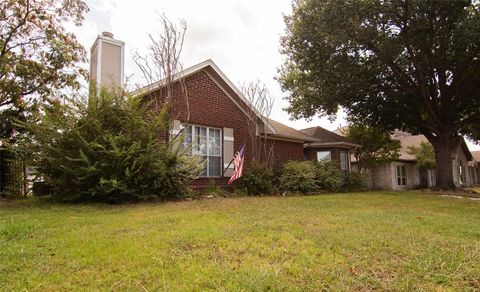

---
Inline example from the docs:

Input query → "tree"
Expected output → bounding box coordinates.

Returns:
[344,124,401,173]
[279,0,480,188]
[0,0,88,121]
[408,141,436,171]
[240,80,275,168]
[133,14,187,115]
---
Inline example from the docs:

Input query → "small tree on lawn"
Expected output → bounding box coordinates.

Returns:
[408,141,436,187]
[345,124,401,174]
[408,142,436,171]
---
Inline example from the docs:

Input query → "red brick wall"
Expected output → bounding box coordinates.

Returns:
[263,139,305,171]
[148,70,305,188]
[305,147,350,170]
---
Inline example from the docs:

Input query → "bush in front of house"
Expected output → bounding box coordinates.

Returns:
[341,171,368,192]
[279,161,317,194]
[315,161,343,192]
[32,181,53,196]
[203,179,227,197]
[20,89,204,203]
[237,161,274,196]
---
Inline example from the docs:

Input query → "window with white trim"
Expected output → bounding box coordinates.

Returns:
[317,151,331,162]
[396,165,407,186]
[459,160,466,185]
[183,125,222,177]
[340,150,349,171]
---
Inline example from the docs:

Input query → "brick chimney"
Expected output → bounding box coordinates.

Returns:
[89,32,125,89]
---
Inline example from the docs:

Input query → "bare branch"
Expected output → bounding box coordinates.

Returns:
[133,13,188,125]
[240,80,275,168]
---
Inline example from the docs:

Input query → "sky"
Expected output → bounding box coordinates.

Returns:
[69,0,479,151]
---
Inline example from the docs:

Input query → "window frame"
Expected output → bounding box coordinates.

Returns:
[459,160,466,185]
[316,151,332,162]
[396,165,407,186]
[340,150,350,171]
[182,124,223,177]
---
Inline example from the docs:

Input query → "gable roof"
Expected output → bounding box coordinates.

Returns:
[300,126,359,148]
[394,134,473,162]
[135,59,320,143]
[134,59,277,134]
[265,119,319,142]
[395,134,428,161]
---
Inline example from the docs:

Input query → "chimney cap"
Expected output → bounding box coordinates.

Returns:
[102,31,114,38]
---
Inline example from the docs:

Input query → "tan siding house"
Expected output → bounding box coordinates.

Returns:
[365,132,478,190]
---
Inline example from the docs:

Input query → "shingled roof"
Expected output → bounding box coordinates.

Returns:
[264,119,319,143]
[472,151,480,162]
[300,126,359,148]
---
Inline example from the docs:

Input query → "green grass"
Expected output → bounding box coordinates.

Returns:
[1,191,480,290]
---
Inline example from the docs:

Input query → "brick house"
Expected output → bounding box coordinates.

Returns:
[91,32,478,191]
[89,33,321,188]
[300,126,359,172]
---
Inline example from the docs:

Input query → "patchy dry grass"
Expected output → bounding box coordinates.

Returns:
[1,191,480,290]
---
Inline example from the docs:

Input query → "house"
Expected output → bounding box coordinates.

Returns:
[361,131,477,190]
[300,126,359,171]
[89,32,319,188]
[471,151,480,185]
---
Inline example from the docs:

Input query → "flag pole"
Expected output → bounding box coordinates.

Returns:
[222,141,246,176]
[222,157,235,176]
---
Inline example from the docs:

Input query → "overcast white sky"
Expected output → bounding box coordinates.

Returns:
[70,0,479,150]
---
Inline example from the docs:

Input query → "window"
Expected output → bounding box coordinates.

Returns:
[182,124,222,177]
[340,151,349,171]
[396,165,407,186]
[317,151,331,162]
[427,169,436,187]
[459,160,466,185]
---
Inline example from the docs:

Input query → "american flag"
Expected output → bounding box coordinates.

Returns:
[228,143,246,184]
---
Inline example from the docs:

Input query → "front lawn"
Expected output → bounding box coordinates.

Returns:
[1,191,479,290]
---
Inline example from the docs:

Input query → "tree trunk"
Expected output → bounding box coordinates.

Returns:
[430,135,460,189]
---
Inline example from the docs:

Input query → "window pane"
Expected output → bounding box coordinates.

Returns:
[195,127,207,155]
[317,151,331,162]
[200,156,208,176]
[182,125,193,154]
[208,128,221,156]
[340,151,348,171]
[208,156,221,177]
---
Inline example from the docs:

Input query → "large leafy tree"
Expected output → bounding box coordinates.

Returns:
[0,0,88,137]
[279,0,480,188]
[344,124,401,173]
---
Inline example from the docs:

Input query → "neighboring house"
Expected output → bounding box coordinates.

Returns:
[89,32,318,188]
[360,131,477,190]
[471,151,480,186]
[300,126,359,171]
